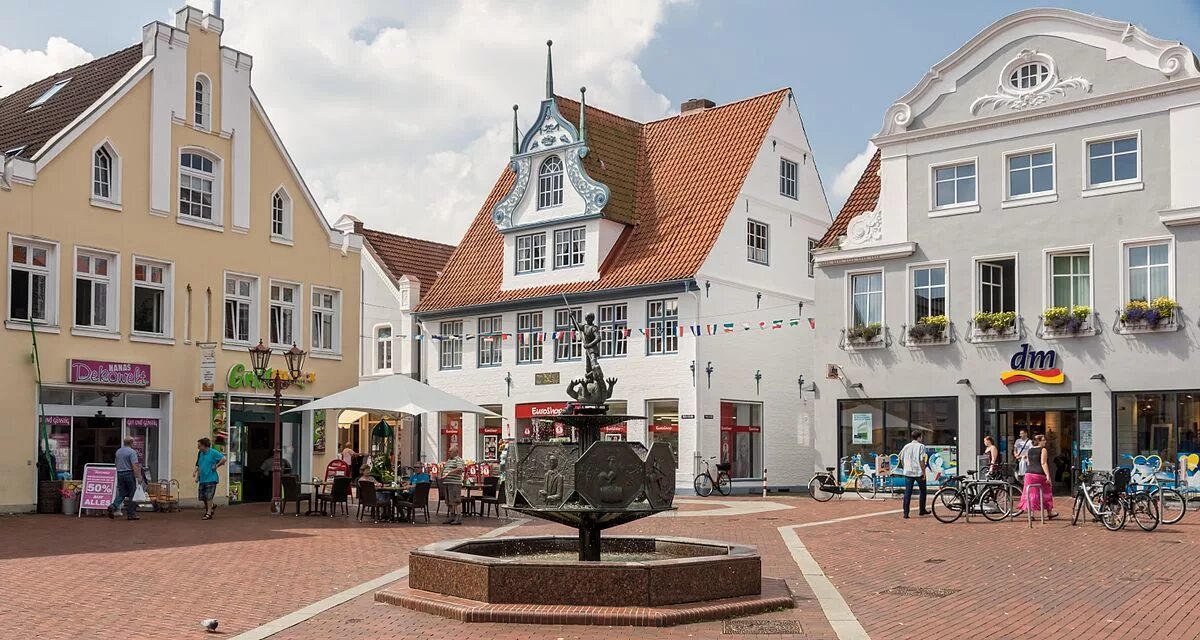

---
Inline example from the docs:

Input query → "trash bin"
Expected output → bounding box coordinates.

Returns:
[37,481,63,514]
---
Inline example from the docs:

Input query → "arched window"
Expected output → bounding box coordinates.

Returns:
[537,155,564,209]
[376,325,393,372]
[270,189,292,240]
[1008,62,1049,90]
[180,151,216,221]
[194,75,211,129]
[92,145,114,201]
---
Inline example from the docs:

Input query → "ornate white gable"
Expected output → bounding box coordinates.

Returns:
[492,41,610,232]
[970,49,1091,115]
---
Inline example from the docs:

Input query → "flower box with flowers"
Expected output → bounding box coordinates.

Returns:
[845,323,884,348]
[1042,305,1092,336]
[907,315,949,345]
[971,311,1018,341]
[1119,297,1178,333]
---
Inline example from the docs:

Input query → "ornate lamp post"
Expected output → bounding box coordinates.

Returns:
[248,340,307,515]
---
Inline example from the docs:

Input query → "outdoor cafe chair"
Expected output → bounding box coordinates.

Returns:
[477,476,502,518]
[356,480,391,522]
[317,476,351,516]
[397,482,432,523]
[281,475,312,517]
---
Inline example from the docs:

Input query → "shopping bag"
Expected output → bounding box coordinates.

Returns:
[133,485,149,503]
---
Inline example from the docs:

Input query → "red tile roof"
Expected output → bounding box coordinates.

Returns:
[819,149,880,248]
[417,88,790,313]
[360,228,457,296]
[0,44,143,160]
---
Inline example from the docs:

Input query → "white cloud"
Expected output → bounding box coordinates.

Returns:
[0,37,93,99]
[221,0,674,244]
[830,142,876,212]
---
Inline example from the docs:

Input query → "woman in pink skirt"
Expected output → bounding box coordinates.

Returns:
[1018,434,1058,518]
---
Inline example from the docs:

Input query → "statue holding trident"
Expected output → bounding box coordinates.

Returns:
[562,295,601,373]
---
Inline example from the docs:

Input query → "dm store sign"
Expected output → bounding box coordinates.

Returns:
[1000,343,1064,386]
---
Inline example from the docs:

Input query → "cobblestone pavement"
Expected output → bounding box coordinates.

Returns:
[6,493,1197,639]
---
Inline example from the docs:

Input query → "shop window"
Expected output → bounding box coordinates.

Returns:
[720,401,763,479]
[310,287,340,353]
[647,399,679,459]
[599,303,627,358]
[133,258,170,336]
[1116,392,1200,463]
[74,249,117,332]
[477,315,502,367]
[269,281,299,347]
[840,397,958,481]
[438,320,463,370]
[647,298,678,355]
[479,405,503,462]
[224,273,257,345]
[9,238,55,324]
[516,311,543,363]
[554,307,582,361]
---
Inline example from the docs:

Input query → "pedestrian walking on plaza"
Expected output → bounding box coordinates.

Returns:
[983,435,1001,479]
[1018,434,1058,519]
[1013,429,1032,482]
[898,430,929,519]
[109,437,144,521]
[194,437,226,520]
[441,445,465,525]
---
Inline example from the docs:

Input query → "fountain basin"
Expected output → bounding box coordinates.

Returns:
[407,535,761,607]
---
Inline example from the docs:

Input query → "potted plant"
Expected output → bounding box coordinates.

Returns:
[973,311,1016,335]
[60,482,80,515]
[1122,297,1178,328]
[1043,305,1090,333]
[847,322,882,345]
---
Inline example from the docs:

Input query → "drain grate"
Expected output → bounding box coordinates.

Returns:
[883,585,959,598]
[924,558,946,564]
[723,620,804,635]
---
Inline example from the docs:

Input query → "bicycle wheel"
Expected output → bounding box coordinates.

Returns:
[1071,490,1084,526]
[853,474,875,500]
[932,487,965,523]
[980,485,1015,521]
[716,472,732,496]
[1130,493,1160,532]
[1159,488,1186,525]
[694,473,714,497]
[808,475,834,502]
[1100,498,1127,531]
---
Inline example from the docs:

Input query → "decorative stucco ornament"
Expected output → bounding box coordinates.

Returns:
[843,210,883,246]
[970,49,1092,115]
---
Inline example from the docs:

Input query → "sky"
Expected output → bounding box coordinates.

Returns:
[1,1,1197,244]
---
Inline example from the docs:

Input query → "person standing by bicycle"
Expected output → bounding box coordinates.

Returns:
[1017,434,1058,519]
[898,430,929,519]
[983,435,1001,480]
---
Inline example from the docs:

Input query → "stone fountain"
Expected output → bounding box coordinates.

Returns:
[386,314,790,626]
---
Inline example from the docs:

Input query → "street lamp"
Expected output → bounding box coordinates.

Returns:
[248,340,308,515]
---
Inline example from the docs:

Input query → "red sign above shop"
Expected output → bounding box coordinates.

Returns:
[68,359,151,387]
[649,423,678,433]
[515,402,569,419]
[480,425,503,435]
[600,424,627,434]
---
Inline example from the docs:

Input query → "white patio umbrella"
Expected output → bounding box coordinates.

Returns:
[283,374,497,418]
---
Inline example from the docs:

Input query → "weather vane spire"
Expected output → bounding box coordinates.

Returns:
[512,104,520,155]
[578,86,588,146]
[545,39,554,99]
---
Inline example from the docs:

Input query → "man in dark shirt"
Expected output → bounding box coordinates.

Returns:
[109,437,144,520]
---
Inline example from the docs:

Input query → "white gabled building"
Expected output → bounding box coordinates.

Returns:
[415,44,832,491]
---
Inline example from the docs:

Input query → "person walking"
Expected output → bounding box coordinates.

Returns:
[898,430,929,519]
[983,435,1001,480]
[1018,434,1058,518]
[441,445,465,525]
[108,437,144,521]
[194,437,226,520]
[1013,429,1032,482]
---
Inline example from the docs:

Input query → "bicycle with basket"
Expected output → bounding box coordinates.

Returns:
[931,466,1020,523]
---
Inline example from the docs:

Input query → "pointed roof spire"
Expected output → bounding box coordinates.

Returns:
[578,86,588,146]
[512,104,520,155]
[545,39,554,99]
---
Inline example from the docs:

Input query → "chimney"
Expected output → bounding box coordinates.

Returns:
[353,220,364,234]
[681,98,716,115]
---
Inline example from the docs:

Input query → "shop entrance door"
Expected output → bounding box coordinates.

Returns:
[241,422,277,503]
[981,395,1092,494]
[71,413,121,478]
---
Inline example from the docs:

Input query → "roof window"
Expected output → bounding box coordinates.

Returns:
[28,78,71,109]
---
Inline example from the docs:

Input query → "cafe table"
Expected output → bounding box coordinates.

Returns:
[376,484,410,522]
[300,480,333,516]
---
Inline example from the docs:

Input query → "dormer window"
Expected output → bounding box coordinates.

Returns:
[537,156,564,209]
[28,78,70,109]
[1009,62,1049,90]
[515,232,546,274]
[194,75,211,130]
[553,227,585,269]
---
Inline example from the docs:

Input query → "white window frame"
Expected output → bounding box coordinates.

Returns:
[515,232,546,274]
[90,139,121,209]
[178,148,223,228]
[1043,244,1094,311]
[516,311,543,364]
[72,247,119,335]
[1002,144,1056,208]
[537,155,564,209]
[1082,131,1143,197]
[554,307,582,362]
[477,315,502,368]
[310,286,341,355]
[553,227,586,270]
[131,256,173,340]
[374,323,394,373]
[846,269,884,329]
[223,272,258,347]
[646,298,678,355]
[1120,236,1175,303]
[747,219,769,265]
[906,261,949,326]
[779,157,798,199]
[7,236,58,327]
[971,253,1020,316]
[929,157,980,217]
[438,320,463,370]
[1009,61,1049,90]
[807,238,817,278]
[270,187,293,243]
[599,303,627,358]
[194,73,212,131]
[268,279,301,349]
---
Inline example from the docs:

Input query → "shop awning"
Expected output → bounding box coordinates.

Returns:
[283,374,497,418]
[337,410,367,425]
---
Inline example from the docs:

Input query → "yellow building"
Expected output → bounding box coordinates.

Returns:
[0,6,360,510]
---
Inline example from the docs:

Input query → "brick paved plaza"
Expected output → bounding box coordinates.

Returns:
[2,494,1197,639]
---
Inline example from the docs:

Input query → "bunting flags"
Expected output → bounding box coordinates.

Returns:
[418,317,809,342]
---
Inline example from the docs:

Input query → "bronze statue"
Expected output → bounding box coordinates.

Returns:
[539,454,563,502]
[566,362,616,405]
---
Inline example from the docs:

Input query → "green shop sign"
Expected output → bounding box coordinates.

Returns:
[227,363,317,390]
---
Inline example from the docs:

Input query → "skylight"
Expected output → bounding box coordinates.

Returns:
[27,78,71,109]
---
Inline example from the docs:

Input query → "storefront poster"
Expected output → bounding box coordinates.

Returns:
[198,342,217,394]
[79,464,117,513]
[210,393,228,452]
[851,413,873,444]
[1078,421,1093,451]
[313,410,326,453]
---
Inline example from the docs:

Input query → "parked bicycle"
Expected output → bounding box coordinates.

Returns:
[1124,454,1186,525]
[1071,469,1125,530]
[931,469,1018,523]
[693,456,732,497]
[808,455,873,502]
[1073,467,1159,531]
